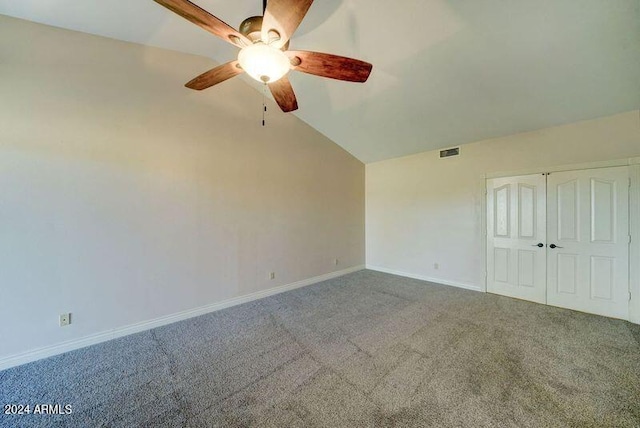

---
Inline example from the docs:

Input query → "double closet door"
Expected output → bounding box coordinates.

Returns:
[487,166,630,320]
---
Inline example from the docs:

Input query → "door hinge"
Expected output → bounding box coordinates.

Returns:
[629,291,632,302]
[629,235,632,244]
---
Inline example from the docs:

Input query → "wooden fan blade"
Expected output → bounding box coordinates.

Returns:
[268,76,298,112]
[261,0,313,49]
[287,51,372,82]
[153,0,250,48]
[185,61,243,90]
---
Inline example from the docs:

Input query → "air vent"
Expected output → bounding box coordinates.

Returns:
[440,147,460,158]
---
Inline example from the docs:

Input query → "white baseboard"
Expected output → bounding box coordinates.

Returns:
[0,265,365,371]
[366,265,482,292]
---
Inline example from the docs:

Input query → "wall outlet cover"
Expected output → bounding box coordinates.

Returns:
[59,313,71,327]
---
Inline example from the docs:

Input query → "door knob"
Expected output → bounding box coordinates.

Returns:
[549,244,563,249]
[532,243,544,248]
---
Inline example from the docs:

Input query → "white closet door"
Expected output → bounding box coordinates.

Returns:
[547,166,630,319]
[487,174,547,304]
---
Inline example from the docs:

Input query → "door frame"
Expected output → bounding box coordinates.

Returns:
[480,157,640,324]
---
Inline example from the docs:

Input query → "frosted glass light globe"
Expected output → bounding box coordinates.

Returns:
[238,42,291,83]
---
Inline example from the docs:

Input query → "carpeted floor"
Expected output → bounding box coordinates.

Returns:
[1,270,640,427]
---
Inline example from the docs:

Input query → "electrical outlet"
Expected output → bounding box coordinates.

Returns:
[269,272,275,280]
[433,263,439,270]
[59,313,71,327]
[334,258,339,266]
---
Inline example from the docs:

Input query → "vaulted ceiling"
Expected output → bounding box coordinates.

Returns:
[1,0,639,162]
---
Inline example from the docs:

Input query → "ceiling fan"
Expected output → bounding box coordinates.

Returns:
[153,0,373,112]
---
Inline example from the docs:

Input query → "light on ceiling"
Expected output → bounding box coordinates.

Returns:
[238,42,291,84]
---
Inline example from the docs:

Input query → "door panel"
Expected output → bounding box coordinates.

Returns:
[487,174,546,303]
[547,166,629,319]
[519,184,536,238]
[556,253,578,294]
[518,250,536,287]
[494,248,509,282]
[495,185,510,237]
[557,179,579,241]
[591,178,615,243]
[590,256,614,300]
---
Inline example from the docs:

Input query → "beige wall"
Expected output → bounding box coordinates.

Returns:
[0,16,364,363]
[367,111,640,319]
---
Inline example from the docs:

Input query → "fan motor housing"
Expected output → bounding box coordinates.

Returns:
[239,16,289,49]
[239,16,263,42]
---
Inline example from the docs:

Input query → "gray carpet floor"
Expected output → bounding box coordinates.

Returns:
[1,270,640,427]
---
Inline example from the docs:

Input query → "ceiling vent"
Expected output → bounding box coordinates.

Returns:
[440,147,460,158]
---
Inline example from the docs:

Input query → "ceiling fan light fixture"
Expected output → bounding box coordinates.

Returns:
[238,42,291,83]
[153,0,373,112]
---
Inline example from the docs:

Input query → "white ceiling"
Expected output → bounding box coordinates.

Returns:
[1,0,639,163]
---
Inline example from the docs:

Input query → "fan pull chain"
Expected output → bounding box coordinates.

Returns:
[262,83,267,127]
